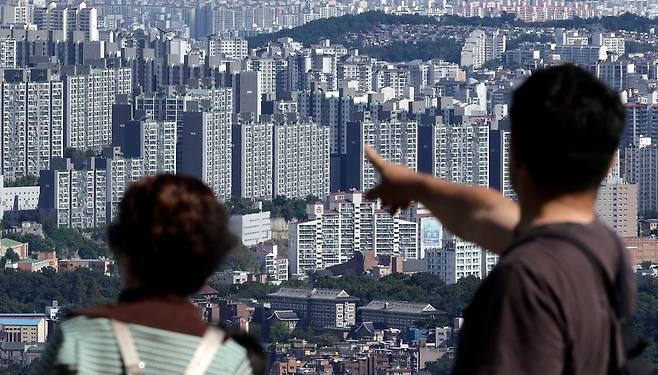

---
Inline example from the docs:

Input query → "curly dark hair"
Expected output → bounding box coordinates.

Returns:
[108,174,237,296]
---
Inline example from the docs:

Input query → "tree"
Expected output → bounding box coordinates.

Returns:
[269,323,292,343]
[223,245,259,272]
[425,355,455,375]
[3,249,19,263]
[225,197,260,215]
[3,233,55,254]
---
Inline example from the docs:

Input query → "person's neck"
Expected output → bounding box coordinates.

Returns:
[518,190,598,232]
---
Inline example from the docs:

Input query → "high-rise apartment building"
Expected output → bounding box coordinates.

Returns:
[273,119,330,199]
[39,157,108,228]
[434,122,489,187]
[592,32,625,56]
[289,192,418,277]
[489,119,515,199]
[1,69,63,180]
[596,179,638,237]
[34,2,98,41]
[460,30,506,69]
[596,154,638,238]
[0,38,16,68]
[344,118,417,191]
[232,121,273,199]
[64,66,132,150]
[207,38,248,60]
[425,232,495,284]
[39,149,147,228]
[624,137,658,215]
[179,92,233,201]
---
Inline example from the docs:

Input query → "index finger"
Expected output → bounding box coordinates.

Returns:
[365,145,386,171]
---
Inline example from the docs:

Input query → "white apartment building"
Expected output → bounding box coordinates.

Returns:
[207,38,248,60]
[429,60,460,84]
[141,120,176,175]
[337,55,373,92]
[40,150,148,228]
[373,65,410,99]
[256,241,289,281]
[230,211,272,247]
[425,232,497,284]
[39,157,108,228]
[0,38,16,68]
[273,120,330,199]
[1,70,64,181]
[288,192,418,277]
[64,67,132,150]
[0,175,39,219]
[34,2,99,41]
[105,150,144,221]
[460,30,506,69]
[551,45,608,65]
[233,121,273,199]
[593,32,625,56]
[434,123,489,187]
[359,119,417,191]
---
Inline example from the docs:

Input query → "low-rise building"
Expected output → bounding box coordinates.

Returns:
[0,238,28,259]
[0,314,48,342]
[358,300,442,330]
[230,211,272,247]
[14,259,51,272]
[215,271,250,285]
[268,288,358,329]
[58,259,111,275]
[256,241,289,281]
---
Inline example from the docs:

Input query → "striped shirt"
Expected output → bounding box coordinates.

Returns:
[36,316,253,374]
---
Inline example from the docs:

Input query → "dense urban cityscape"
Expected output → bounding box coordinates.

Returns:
[0,0,657,373]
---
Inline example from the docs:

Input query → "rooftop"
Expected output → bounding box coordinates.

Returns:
[0,238,24,247]
[268,287,354,300]
[359,300,438,314]
[0,317,44,326]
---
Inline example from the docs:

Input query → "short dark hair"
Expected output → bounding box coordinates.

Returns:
[108,174,237,296]
[510,64,625,194]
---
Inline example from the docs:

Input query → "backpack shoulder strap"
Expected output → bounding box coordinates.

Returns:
[110,320,145,375]
[184,326,225,375]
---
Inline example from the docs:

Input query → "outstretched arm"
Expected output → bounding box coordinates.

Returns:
[365,146,520,255]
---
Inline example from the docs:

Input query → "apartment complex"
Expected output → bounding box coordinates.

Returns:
[207,38,248,59]
[345,119,418,191]
[0,69,63,180]
[63,66,132,150]
[34,2,99,41]
[273,120,330,199]
[289,191,418,276]
[460,30,506,69]
[434,122,489,187]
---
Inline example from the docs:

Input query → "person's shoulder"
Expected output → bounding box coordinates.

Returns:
[214,323,266,375]
[59,315,111,333]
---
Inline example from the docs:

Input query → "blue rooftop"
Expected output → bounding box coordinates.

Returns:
[0,318,43,326]
[0,313,46,317]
